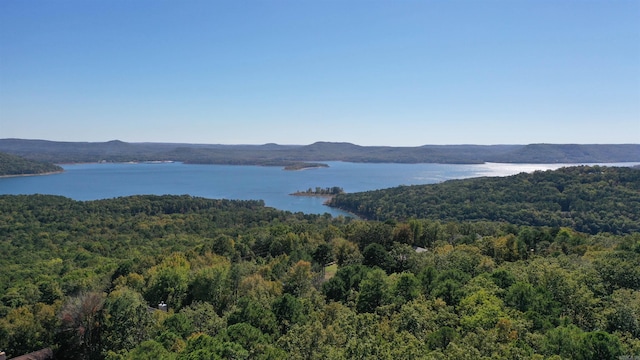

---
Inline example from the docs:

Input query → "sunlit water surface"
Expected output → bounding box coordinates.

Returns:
[1,162,637,217]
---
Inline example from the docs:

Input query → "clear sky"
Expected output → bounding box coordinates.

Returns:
[1,0,638,146]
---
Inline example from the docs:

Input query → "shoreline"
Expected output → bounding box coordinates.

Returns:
[323,200,361,219]
[0,170,64,179]
[290,193,349,209]
[283,163,330,171]
[290,193,335,202]
[284,166,327,171]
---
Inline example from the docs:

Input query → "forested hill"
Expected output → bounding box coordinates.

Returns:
[328,166,640,234]
[1,138,639,165]
[2,194,640,359]
[0,152,63,176]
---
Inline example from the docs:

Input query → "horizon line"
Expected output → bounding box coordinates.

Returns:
[2,138,639,147]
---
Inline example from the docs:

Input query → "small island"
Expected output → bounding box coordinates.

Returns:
[283,162,329,171]
[291,186,345,197]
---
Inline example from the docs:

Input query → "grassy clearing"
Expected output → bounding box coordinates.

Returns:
[324,263,338,281]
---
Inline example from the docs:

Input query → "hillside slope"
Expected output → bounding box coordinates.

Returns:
[1,194,638,358]
[0,152,63,176]
[328,165,640,234]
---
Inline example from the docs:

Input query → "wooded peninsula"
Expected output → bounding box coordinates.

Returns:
[0,152,63,177]
[1,165,639,359]
[328,166,640,235]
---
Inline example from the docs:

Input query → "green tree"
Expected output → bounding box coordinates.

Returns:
[126,340,176,360]
[101,287,153,354]
[227,297,277,335]
[388,243,418,273]
[332,238,362,266]
[459,288,505,330]
[505,281,536,312]
[346,221,393,250]
[595,250,640,293]
[37,279,63,305]
[162,313,194,339]
[145,254,190,310]
[430,269,469,306]
[210,234,237,259]
[392,223,414,245]
[356,268,390,313]
[605,288,640,336]
[392,272,420,304]
[580,331,622,360]
[187,264,231,313]
[0,305,56,358]
[283,261,313,298]
[426,326,457,350]
[313,243,333,276]
[272,294,306,334]
[276,321,332,360]
[218,322,282,358]
[178,333,248,360]
[362,243,391,271]
[490,268,516,289]
[237,273,282,308]
[179,302,225,337]
[542,325,585,359]
[322,275,347,303]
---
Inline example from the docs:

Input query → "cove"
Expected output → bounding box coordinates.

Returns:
[1,161,637,217]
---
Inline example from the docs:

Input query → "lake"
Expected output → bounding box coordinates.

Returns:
[1,161,637,217]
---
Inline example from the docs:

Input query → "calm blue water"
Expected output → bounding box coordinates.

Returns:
[1,162,637,217]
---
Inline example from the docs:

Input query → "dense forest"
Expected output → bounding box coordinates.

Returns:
[1,188,639,358]
[2,138,639,165]
[328,166,640,235]
[0,152,63,177]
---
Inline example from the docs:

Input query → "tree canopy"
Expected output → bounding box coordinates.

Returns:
[0,152,62,176]
[329,166,640,234]
[1,166,639,358]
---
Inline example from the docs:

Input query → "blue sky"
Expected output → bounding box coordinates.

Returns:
[1,1,638,146]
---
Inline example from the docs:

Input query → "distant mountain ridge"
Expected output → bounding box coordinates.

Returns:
[0,139,638,165]
[488,143,640,163]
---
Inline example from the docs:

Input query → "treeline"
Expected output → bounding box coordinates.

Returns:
[283,163,329,171]
[1,194,639,359]
[328,166,640,235]
[2,138,640,165]
[292,187,345,196]
[0,152,62,176]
